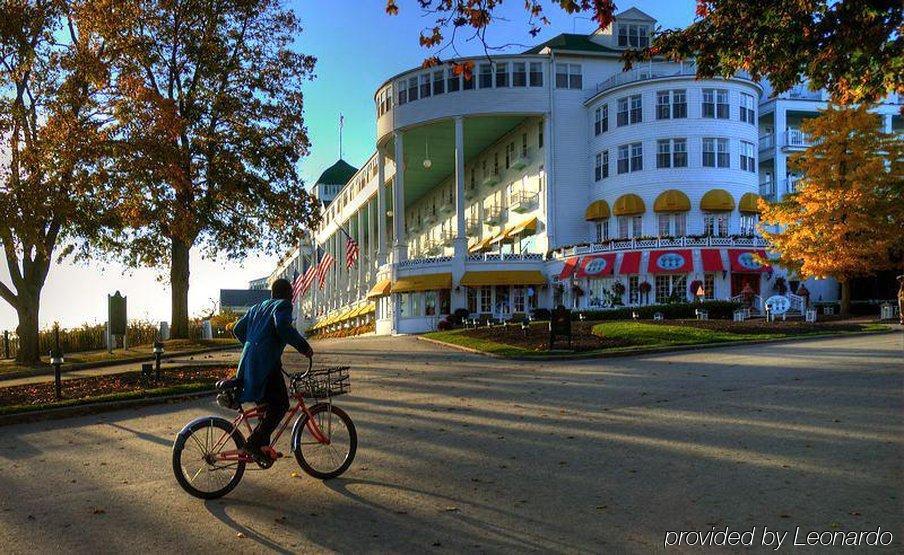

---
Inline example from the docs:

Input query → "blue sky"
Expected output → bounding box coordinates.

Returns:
[0,1,696,330]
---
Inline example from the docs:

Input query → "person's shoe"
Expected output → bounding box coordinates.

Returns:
[243,444,273,469]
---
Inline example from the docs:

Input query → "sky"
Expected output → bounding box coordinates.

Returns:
[0,0,696,331]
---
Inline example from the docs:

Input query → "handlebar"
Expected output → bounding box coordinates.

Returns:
[281,353,314,381]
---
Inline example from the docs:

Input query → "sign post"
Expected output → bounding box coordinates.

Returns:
[107,292,128,351]
[548,306,572,350]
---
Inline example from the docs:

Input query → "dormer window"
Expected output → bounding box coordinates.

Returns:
[617,24,649,48]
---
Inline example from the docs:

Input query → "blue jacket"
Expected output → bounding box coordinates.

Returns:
[233,298,312,403]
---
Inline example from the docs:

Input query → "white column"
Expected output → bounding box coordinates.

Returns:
[543,114,555,250]
[392,132,407,262]
[367,198,376,275]
[357,208,365,297]
[376,151,388,266]
[453,116,467,255]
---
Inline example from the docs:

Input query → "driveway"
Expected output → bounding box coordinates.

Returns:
[0,332,901,553]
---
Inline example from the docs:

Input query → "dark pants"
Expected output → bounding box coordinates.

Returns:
[246,368,289,450]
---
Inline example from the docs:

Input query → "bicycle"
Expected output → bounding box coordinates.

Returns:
[172,359,357,499]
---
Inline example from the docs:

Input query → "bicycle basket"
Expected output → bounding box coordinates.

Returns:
[293,366,350,399]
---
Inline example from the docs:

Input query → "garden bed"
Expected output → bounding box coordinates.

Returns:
[0,365,234,413]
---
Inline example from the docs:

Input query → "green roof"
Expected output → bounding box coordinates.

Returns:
[522,33,618,55]
[316,159,357,185]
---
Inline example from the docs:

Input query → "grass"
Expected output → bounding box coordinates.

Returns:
[0,338,238,375]
[424,320,890,359]
[0,381,216,417]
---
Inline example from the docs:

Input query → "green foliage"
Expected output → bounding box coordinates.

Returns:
[573,301,744,321]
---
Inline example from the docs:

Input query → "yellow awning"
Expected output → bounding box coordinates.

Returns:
[361,303,375,315]
[613,194,646,216]
[460,270,547,287]
[503,216,538,239]
[700,189,735,211]
[739,192,761,214]
[469,234,497,252]
[584,200,610,221]
[653,190,691,213]
[392,273,452,293]
[366,279,391,299]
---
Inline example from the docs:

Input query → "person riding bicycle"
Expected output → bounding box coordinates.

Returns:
[231,278,313,466]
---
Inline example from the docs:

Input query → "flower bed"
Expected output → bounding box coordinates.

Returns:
[437,321,632,353]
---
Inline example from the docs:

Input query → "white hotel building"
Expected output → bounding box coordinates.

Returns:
[300,7,903,336]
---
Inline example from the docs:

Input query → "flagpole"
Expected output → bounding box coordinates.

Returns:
[339,113,344,160]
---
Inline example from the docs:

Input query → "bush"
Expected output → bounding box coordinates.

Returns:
[573,300,744,321]
[531,308,551,321]
[436,319,452,331]
[448,308,470,327]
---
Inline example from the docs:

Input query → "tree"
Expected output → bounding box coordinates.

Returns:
[392,1,903,106]
[88,0,320,338]
[758,104,904,315]
[0,0,113,365]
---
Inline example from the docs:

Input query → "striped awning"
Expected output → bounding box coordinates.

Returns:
[460,270,547,287]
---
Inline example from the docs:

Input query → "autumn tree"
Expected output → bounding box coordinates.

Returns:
[87,0,320,338]
[759,104,904,315]
[0,0,114,365]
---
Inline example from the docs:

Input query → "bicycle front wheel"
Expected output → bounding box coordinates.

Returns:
[172,416,246,499]
[292,403,357,479]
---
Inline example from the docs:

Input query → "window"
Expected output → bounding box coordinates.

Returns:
[463,71,475,90]
[512,287,526,313]
[618,24,649,47]
[673,138,687,167]
[657,89,686,119]
[617,144,629,174]
[618,95,641,125]
[556,64,582,89]
[495,62,509,87]
[703,274,715,300]
[617,215,643,238]
[420,74,431,98]
[740,214,758,236]
[538,122,544,149]
[467,288,477,313]
[630,95,642,123]
[594,105,608,135]
[479,286,492,313]
[703,211,730,236]
[740,93,756,124]
[594,219,609,242]
[425,291,437,316]
[432,70,445,95]
[617,97,629,126]
[703,88,729,119]
[655,274,687,304]
[630,142,643,171]
[740,140,756,172]
[505,142,514,169]
[397,80,407,105]
[479,63,493,88]
[447,70,460,92]
[594,151,609,181]
[529,62,543,86]
[629,275,640,305]
[657,140,672,168]
[657,213,686,237]
[493,152,499,175]
[703,138,730,168]
[513,62,527,87]
[408,76,419,101]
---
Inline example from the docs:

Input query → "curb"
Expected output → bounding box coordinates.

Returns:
[0,388,217,427]
[0,343,240,382]
[417,327,897,361]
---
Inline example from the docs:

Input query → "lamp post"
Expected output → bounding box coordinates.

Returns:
[153,339,165,382]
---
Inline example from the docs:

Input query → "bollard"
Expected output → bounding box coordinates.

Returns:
[153,339,165,382]
[3,330,8,359]
[50,324,64,400]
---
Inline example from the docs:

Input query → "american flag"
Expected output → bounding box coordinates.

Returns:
[345,236,359,269]
[292,263,317,303]
[316,251,335,288]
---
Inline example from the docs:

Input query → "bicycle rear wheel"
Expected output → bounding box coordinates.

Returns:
[292,403,357,479]
[172,416,246,499]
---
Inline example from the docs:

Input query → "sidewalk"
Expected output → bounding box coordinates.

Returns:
[0,348,241,388]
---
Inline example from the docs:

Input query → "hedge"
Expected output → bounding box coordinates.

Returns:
[569,300,745,321]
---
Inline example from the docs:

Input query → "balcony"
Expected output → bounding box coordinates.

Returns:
[422,211,438,226]
[509,191,539,214]
[484,205,505,226]
[438,200,455,216]
[553,235,769,259]
[759,180,776,199]
[758,135,774,151]
[511,150,531,170]
[783,178,800,194]
[439,228,454,246]
[464,185,480,201]
[784,86,825,101]
[482,174,500,188]
[783,129,810,150]
[587,61,754,100]
[466,217,482,235]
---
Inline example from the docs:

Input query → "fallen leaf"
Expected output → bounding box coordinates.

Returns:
[236,532,245,538]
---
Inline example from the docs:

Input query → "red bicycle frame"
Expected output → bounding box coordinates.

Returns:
[212,390,332,463]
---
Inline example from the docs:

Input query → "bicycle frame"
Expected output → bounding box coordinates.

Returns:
[212,391,332,463]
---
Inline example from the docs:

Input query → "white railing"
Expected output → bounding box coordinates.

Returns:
[759,181,776,198]
[732,294,764,313]
[484,205,505,226]
[784,129,810,149]
[587,61,753,99]
[783,178,800,194]
[788,293,805,313]
[784,86,825,101]
[553,236,768,259]
[509,191,539,213]
[467,252,544,263]
[758,135,774,151]
[397,256,453,268]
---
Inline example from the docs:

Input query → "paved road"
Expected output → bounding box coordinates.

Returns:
[0,332,901,553]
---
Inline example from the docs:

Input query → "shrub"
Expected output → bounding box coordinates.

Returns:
[531,308,551,321]
[571,300,743,321]
[448,308,470,326]
[436,319,452,331]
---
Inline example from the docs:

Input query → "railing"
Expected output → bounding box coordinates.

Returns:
[783,129,810,149]
[759,181,776,199]
[783,178,800,194]
[466,218,481,235]
[758,135,774,151]
[509,191,539,213]
[484,206,505,226]
[587,61,753,99]
[783,86,825,101]
[397,256,454,268]
[467,252,544,263]
[553,236,768,259]
[732,294,764,313]
[788,293,805,313]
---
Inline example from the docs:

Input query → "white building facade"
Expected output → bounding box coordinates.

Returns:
[302,7,902,336]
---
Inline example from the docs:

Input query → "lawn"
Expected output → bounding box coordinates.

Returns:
[424,319,888,359]
[0,338,238,375]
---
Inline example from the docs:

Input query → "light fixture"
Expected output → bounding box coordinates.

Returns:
[423,138,432,169]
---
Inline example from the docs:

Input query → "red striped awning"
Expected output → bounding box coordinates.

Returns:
[575,253,616,278]
[647,249,692,274]
[558,257,579,280]
[701,249,724,272]
[618,251,642,275]
[728,249,770,273]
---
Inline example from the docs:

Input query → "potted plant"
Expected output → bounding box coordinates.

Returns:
[638,281,652,305]
[611,281,626,298]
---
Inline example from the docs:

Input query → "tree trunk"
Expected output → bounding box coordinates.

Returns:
[839,278,852,317]
[14,291,41,366]
[170,237,191,339]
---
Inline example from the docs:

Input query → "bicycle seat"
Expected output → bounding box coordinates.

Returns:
[215,378,242,410]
